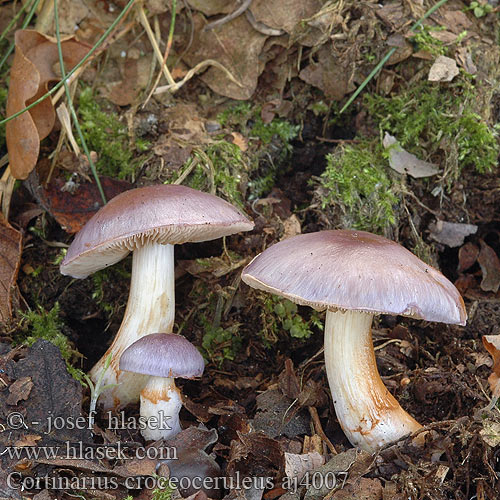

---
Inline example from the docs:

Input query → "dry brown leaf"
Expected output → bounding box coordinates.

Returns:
[281,214,301,240]
[299,44,355,101]
[6,30,91,179]
[251,0,323,34]
[0,213,22,324]
[183,14,267,99]
[478,240,500,293]
[482,335,500,398]
[284,451,325,481]
[7,376,33,405]
[458,241,479,272]
[13,434,42,447]
[231,132,248,151]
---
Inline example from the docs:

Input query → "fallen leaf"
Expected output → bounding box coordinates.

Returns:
[482,335,500,399]
[383,133,439,178]
[38,176,132,233]
[458,242,479,272]
[281,214,301,240]
[186,0,233,16]
[183,14,267,99]
[252,389,310,439]
[231,132,248,152]
[480,419,500,447]
[478,240,500,293]
[332,478,383,500]
[428,55,459,82]
[0,213,22,325]
[456,47,477,74]
[6,376,33,405]
[428,220,477,248]
[13,434,41,447]
[299,44,355,101]
[285,451,325,481]
[303,449,374,500]
[0,340,90,448]
[6,30,91,179]
[251,0,323,34]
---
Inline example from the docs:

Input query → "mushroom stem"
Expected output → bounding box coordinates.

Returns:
[90,243,175,409]
[324,309,421,452]
[140,376,182,440]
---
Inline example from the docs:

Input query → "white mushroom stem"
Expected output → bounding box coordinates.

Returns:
[324,309,422,452]
[140,376,182,441]
[90,243,175,409]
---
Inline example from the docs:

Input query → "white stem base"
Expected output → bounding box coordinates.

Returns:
[324,309,421,452]
[90,243,176,409]
[140,376,182,441]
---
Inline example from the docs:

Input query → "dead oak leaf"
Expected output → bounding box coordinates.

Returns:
[7,376,33,405]
[482,335,500,398]
[13,434,41,447]
[183,14,267,100]
[6,30,91,179]
[0,213,22,325]
[478,240,500,293]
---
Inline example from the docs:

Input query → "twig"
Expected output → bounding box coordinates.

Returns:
[308,406,337,454]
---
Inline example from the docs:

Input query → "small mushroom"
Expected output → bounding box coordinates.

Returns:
[60,185,253,409]
[241,230,466,452]
[119,333,204,440]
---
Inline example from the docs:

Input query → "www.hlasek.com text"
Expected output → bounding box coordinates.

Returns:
[2,441,177,462]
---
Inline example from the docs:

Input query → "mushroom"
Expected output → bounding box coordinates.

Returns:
[241,230,466,452]
[119,333,204,440]
[60,185,253,409]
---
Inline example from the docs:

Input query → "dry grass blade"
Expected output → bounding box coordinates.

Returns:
[154,59,243,94]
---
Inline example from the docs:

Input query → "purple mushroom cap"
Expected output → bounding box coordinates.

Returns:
[241,230,466,325]
[119,333,205,379]
[60,184,254,279]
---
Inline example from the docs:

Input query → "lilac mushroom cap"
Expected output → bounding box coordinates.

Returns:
[59,184,253,410]
[60,184,254,279]
[120,333,205,441]
[242,229,466,325]
[119,333,205,379]
[241,230,467,452]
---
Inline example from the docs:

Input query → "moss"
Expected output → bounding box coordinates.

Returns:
[201,321,242,364]
[317,140,397,233]
[217,102,299,199]
[173,141,247,209]
[258,294,322,347]
[365,78,499,180]
[409,25,447,56]
[78,87,144,179]
[17,304,85,384]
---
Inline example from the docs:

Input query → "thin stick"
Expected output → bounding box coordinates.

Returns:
[138,5,176,88]
[308,406,337,454]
